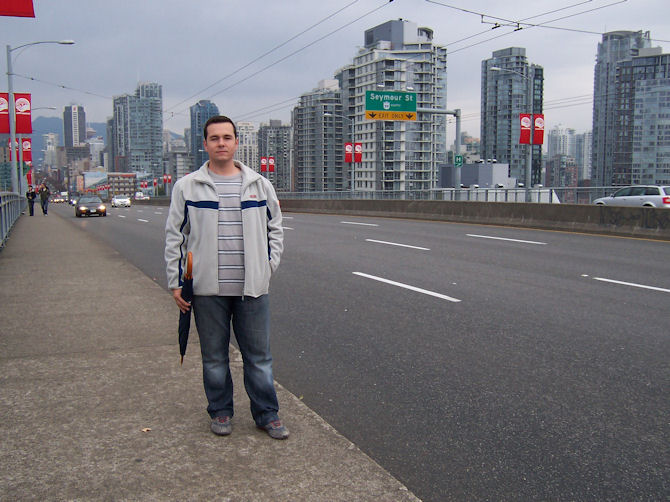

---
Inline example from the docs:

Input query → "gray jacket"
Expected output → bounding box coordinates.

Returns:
[165,161,283,298]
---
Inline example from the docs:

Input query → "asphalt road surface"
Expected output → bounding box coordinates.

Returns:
[52,203,670,501]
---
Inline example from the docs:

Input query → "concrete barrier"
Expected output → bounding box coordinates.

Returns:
[279,199,670,241]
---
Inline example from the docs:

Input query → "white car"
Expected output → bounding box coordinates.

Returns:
[111,195,132,207]
[594,185,670,208]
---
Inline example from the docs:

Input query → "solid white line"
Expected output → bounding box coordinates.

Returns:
[353,272,461,303]
[365,239,429,251]
[283,227,294,230]
[593,277,670,293]
[467,234,547,245]
[117,215,126,218]
[137,218,149,223]
[341,221,379,227]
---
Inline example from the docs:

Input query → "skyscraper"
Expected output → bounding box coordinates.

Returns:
[575,131,592,182]
[335,19,447,193]
[189,100,219,169]
[481,47,544,186]
[292,80,346,192]
[258,120,291,191]
[111,82,163,175]
[63,105,86,147]
[235,122,258,173]
[591,30,651,186]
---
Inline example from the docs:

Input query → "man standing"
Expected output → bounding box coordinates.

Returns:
[25,185,36,216]
[165,116,287,439]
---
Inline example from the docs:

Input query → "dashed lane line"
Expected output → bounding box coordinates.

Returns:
[365,239,429,251]
[467,234,547,245]
[353,272,461,303]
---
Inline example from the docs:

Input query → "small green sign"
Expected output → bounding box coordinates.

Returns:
[455,155,463,167]
[365,90,417,113]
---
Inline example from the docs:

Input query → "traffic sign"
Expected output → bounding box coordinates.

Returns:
[455,155,463,167]
[365,90,417,121]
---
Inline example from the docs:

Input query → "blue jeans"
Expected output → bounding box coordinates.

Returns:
[192,294,279,426]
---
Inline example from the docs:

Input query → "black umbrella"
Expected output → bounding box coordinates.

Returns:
[179,251,193,365]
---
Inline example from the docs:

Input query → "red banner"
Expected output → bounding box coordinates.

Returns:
[519,114,531,144]
[354,143,362,163]
[0,0,35,17]
[268,156,275,173]
[27,169,32,186]
[0,93,8,134]
[344,143,353,163]
[533,114,545,145]
[260,157,267,172]
[22,138,32,162]
[14,93,31,134]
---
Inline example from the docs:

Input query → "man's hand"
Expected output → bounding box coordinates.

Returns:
[172,288,191,314]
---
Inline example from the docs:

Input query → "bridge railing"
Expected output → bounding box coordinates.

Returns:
[277,186,618,204]
[0,192,23,249]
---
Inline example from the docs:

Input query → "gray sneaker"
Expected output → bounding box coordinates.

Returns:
[211,416,232,436]
[258,419,289,440]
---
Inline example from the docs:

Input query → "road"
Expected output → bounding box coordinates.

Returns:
[51,202,670,501]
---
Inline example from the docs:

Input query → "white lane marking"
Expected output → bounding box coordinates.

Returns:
[283,227,294,230]
[341,221,379,227]
[118,215,126,218]
[353,272,461,303]
[137,218,149,223]
[592,277,670,294]
[154,211,163,215]
[283,216,294,220]
[137,209,143,212]
[467,234,547,245]
[365,239,429,251]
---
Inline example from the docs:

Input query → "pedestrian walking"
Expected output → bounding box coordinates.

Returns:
[38,183,50,215]
[165,115,287,439]
[25,185,37,216]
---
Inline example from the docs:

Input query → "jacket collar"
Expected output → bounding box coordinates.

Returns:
[192,160,261,187]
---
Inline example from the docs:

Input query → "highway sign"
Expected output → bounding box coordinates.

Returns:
[365,110,416,121]
[455,155,463,167]
[365,90,417,121]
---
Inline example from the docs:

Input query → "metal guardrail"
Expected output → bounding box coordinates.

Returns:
[277,186,619,204]
[0,192,23,249]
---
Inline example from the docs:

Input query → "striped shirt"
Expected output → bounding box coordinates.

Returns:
[210,170,244,296]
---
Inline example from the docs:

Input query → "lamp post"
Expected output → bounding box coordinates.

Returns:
[324,112,355,195]
[6,40,74,194]
[490,66,534,199]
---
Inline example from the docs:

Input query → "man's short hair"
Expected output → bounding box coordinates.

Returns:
[203,115,237,140]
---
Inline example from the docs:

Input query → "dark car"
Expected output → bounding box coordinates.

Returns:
[75,196,107,217]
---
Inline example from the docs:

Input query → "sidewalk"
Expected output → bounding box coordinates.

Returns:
[0,212,419,501]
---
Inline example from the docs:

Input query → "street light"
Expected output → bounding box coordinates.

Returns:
[6,40,74,194]
[490,66,534,198]
[324,112,355,194]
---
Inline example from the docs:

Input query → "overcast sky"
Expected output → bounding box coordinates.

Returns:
[3,0,668,144]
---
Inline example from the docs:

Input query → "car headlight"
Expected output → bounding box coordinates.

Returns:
[98,205,106,210]
[79,206,88,211]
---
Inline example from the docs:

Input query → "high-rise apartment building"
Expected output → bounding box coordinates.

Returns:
[574,131,592,182]
[258,120,291,192]
[547,126,576,160]
[189,100,219,169]
[612,47,670,185]
[335,19,447,193]
[481,47,544,186]
[235,122,258,172]
[111,82,163,175]
[292,80,346,192]
[63,105,86,148]
[591,30,651,186]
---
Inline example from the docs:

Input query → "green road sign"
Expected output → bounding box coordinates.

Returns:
[455,155,463,167]
[365,90,417,113]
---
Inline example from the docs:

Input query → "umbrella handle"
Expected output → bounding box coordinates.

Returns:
[185,251,193,280]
